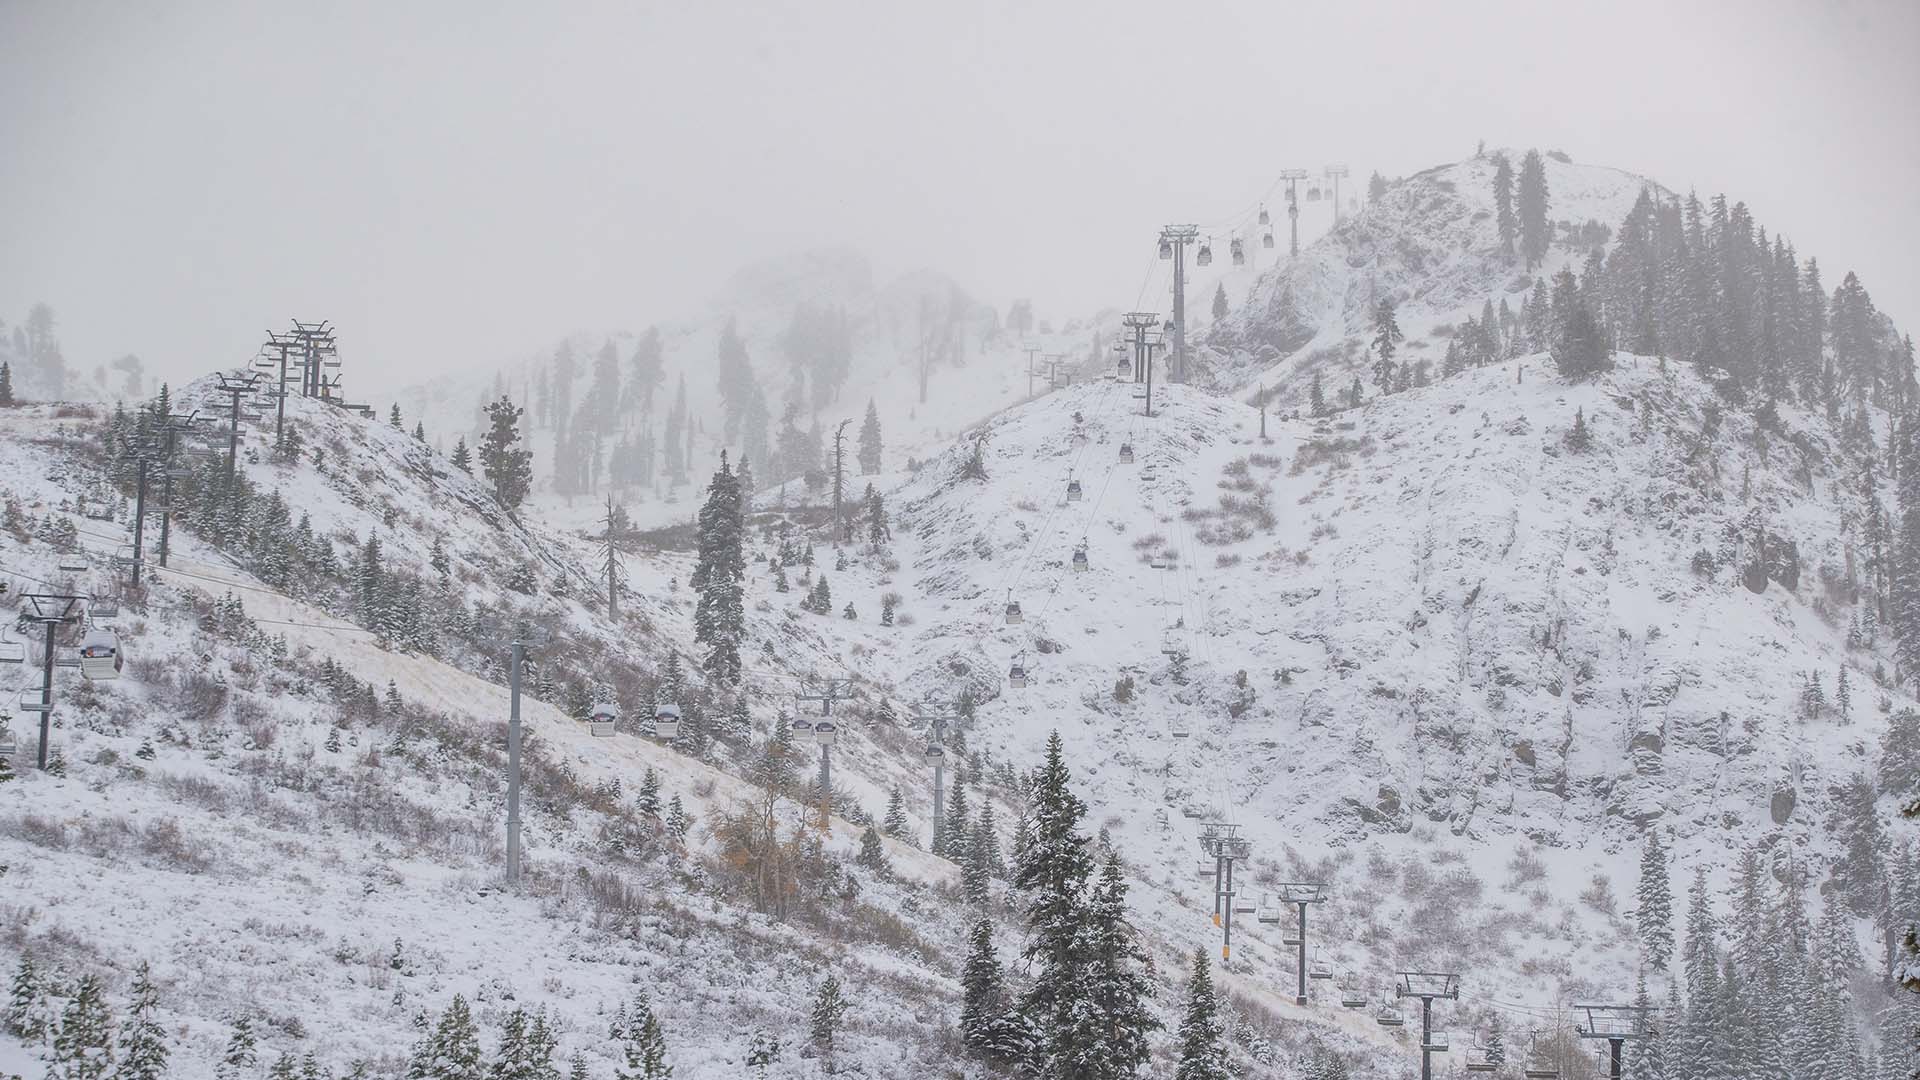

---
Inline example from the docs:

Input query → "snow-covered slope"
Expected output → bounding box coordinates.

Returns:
[1203,153,1665,401]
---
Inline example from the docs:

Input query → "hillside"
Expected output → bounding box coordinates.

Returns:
[1202,153,1663,402]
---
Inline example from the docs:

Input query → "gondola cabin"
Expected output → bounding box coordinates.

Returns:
[812,720,837,747]
[589,701,618,738]
[1065,479,1083,502]
[1071,547,1089,573]
[78,629,122,681]
[1118,443,1134,464]
[923,743,946,765]
[1008,663,1029,689]
[1004,600,1024,625]
[653,702,682,739]
[790,717,815,741]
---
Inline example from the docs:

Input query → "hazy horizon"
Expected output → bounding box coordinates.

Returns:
[3,0,1915,397]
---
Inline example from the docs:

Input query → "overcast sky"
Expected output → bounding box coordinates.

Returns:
[2,0,1915,396]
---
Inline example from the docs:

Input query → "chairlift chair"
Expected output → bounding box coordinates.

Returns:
[589,700,618,738]
[1522,1064,1560,1080]
[1007,662,1029,689]
[1169,718,1190,739]
[1422,1030,1450,1053]
[1004,598,1024,625]
[1196,241,1213,267]
[0,634,24,665]
[653,702,682,739]
[1465,1041,1498,1072]
[89,598,120,622]
[1375,1004,1406,1028]
[78,628,122,680]
[18,690,51,714]
[1180,806,1202,819]
[812,720,837,747]
[1309,950,1334,980]
[1065,478,1083,502]
[1196,861,1217,879]
[1258,205,1271,226]
[1282,929,1304,946]
[1118,443,1134,464]
[1230,239,1245,266]
[57,553,90,574]
[1232,895,1256,915]
[1339,978,1368,1008]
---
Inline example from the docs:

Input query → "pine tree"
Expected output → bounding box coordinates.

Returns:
[963,807,996,904]
[1828,770,1888,915]
[1550,268,1610,379]
[1492,153,1517,256]
[5,954,48,1042]
[1518,149,1552,268]
[809,973,847,1067]
[1894,421,1920,685]
[691,452,746,683]
[615,994,671,1080]
[856,399,882,476]
[882,788,909,842]
[1058,851,1159,1079]
[1370,299,1403,393]
[450,437,472,474]
[1210,283,1228,320]
[0,361,14,406]
[492,1007,535,1080]
[1565,407,1593,451]
[48,974,113,1080]
[1309,370,1327,417]
[665,795,691,842]
[413,420,427,442]
[419,995,485,1080]
[1882,709,1920,801]
[480,397,534,510]
[856,825,891,875]
[1368,171,1388,202]
[115,961,169,1080]
[960,916,1015,1061]
[215,1016,257,1080]
[1637,831,1676,970]
[636,767,662,819]
[1837,666,1853,722]
[1174,949,1228,1080]
[1486,1014,1508,1067]
[1015,732,1095,1066]
[942,769,972,861]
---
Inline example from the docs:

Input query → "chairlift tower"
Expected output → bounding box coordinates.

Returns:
[1575,1004,1649,1080]
[1158,226,1198,383]
[1198,823,1252,965]
[1277,169,1310,256]
[911,699,963,853]
[795,677,853,831]
[1275,882,1329,1003]
[1121,313,1164,417]
[213,371,263,481]
[152,413,205,570]
[1324,165,1350,225]
[15,593,87,770]
[1395,971,1462,1080]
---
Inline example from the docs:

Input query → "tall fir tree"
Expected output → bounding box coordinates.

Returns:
[1517,149,1551,269]
[1173,949,1228,1080]
[691,452,746,683]
[1057,851,1159,1079]
[1014,732,1095,1067]
[959,916,1025,1066]
[1492,153,1517,256]
[115,961,169,1080]
[480,396,534,510]
[809,973,846,1068]
[1637,830,1676,970]
[1370,299,1403,393]
[48,974,114,1080]
[214,1015,257,1080]
[856,399,882,476]
[1210,282,1228,320]
[615,993,672,1080]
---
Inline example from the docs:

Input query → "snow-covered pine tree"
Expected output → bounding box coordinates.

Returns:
[1056,850,1158,1079]
[1565,407,1592,451]
[1828,770,1888,916]
[1309,370,1327,417]
[691,452,746,684]
[215,1015,257,1080]
[1492,152,1517,256]
[115,961,169,1080]
[1173,949,1228,1080]
[268,1052,299,1079]
[492,1007,534,1080]
[942,769,971,861]
[963,810,995,904]
[450,437,471,473]
[857,399,881,475]
[1894,421,1920,685]
[5,954,49,1042]
[1837,666,1853,722]
[665,795,691,843]
[480,397,534,510]
[809,973,846,1065]
[48,974,114,1080]
[418,995,484,1080]
[1014,732,1094,1068]
[856,825,890,875]
[615,993,671,1080]
[1883,710,1920,802]
[959,916,1010,1058]
[1550,268,1610,380]
[1210,283,1228,320]
[1636,830,1675,969]
[1518,149,1551,268]
[1370,299,1402,393]
[882,788,908,842]
[0,361,13,405]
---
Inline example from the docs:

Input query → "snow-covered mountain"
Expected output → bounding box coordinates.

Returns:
[1203,153,1663,400]
[3,148,1917,1079]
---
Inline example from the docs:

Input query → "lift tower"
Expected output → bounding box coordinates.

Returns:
[1198,823,1251,965]
[1276,169,1310,256]
[1274,882,1328,1003]
[1121,313,1164,417]
[1396,972,1461,1080]
[1158,225,1198,383]
[794,677,853,831]
[1576,1004,1650,1080]
[1325,164,1350,224]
